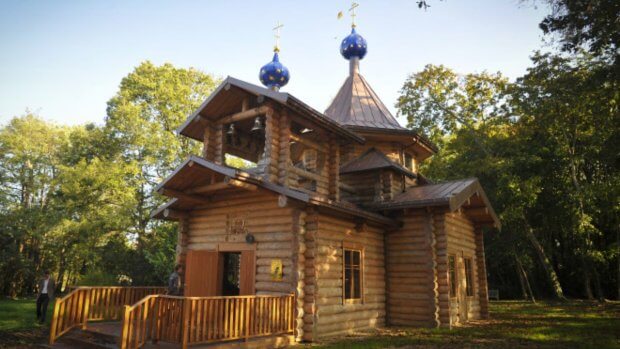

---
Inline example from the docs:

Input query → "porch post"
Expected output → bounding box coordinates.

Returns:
[177,217,190,272]
[475,226,490,319]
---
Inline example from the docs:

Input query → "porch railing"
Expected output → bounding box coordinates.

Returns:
[49,286,166,345]
[120,294,295,349]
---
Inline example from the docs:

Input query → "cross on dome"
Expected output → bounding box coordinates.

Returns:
[259,21,290,91]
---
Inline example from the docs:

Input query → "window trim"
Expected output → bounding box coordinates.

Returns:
[342,242,364,305]
[448,254,457,299]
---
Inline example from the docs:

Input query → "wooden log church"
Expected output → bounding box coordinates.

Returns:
[49,10,499,349]
[152,15,499,342]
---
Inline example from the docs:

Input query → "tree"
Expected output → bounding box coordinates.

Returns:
[0,115,68,296]
[513,52,619,299]
[104,61,220,284]
[539,0,619,68]
[396,65,567,299]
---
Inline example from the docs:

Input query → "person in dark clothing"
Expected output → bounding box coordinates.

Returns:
[36,270,55,323]
[168,264,183,296]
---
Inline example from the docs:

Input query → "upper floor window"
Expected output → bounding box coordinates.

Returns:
[404,152,414,171]
[343,248,363,302]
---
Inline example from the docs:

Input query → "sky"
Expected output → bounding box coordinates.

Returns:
[0,0,551,126]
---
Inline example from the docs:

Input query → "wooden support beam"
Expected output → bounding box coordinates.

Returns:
[158,188,211,204]
[186,176,258,194]
[290,133,328,153]
[187,181,230,194]
[163,209,189,219]
[216,106,271,125]
[227,178,258,191]
[290,166,323,182]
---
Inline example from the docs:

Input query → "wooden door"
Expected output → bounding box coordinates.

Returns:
[185,250,220,297]
[239,250,255,295]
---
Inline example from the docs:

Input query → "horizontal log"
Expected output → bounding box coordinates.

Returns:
[216,105,271,125]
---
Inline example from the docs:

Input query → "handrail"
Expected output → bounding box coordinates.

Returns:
[49,288,90,345]
[120,293,295,349]
[49,286,166,345]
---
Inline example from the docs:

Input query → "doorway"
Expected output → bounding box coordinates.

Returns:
[222,252,241,296]
[184,245,255,297]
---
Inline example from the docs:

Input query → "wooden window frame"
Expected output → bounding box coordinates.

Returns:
[342,242,364,305]
[404,152,414,171]
[464,257,475,297]
[448,254,457,299]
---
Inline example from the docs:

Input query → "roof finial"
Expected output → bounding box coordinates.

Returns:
[273,21,284,52]
[349,2,359,28]
[260,21,290,91]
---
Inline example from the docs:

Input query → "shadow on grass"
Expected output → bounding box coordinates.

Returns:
[307,301,620,349]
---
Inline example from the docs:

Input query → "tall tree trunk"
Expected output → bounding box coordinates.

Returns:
[524,222,566,300]
[580,255,595,299]
[515,256,528,300]
[515,255,536,303]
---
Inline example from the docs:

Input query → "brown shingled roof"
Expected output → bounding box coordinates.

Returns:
[372,178,500,228]
[340,148,415,178]
[325,72,404,130]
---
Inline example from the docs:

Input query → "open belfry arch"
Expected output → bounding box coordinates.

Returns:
[152,9,499,342]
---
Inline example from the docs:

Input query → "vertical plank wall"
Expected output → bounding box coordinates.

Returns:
[444,211,481,324]
[311,214,386,338]
[186,191,295,296]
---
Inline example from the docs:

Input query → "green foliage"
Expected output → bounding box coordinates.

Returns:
[396,53,619,299]
[539,0,619,66]
[0,61,220,296]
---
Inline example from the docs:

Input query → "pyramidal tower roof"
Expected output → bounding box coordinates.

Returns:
[325,67,404,130]
[325,26,404,131]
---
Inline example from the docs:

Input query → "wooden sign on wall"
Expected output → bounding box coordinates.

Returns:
[270,259,283,281]
[226,212,249,242]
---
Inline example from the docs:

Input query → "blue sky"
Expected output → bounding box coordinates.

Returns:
[0,1,550,126]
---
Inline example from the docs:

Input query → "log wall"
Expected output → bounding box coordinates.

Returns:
[311,214,386,338]
[386,210,440,327]
[444,211,481,324]
[185,191,296,296]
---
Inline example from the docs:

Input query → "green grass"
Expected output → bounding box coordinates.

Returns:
[0,299,617,348]
[307,301,620,349]
[0,298,55,347]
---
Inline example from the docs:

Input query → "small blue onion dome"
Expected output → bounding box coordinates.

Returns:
[259,52,290,89]
[340,28,367,60]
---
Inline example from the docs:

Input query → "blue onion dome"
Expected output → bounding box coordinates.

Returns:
[259,51,290,90]
[340,28,367,60]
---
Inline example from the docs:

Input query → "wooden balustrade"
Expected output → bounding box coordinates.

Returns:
[49,286,166,345]
[49,288,91,345]
[120,294,295,349]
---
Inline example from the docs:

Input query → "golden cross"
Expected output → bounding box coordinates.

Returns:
[273,21,284,52]
[349,2,359,28]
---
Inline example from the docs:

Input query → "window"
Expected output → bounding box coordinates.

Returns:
[404,153,414,171]
[448,255,457,298]
[464,258,474,297]
[344,249,362,302]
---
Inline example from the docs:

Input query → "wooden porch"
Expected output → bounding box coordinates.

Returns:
[49,287,296,349]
